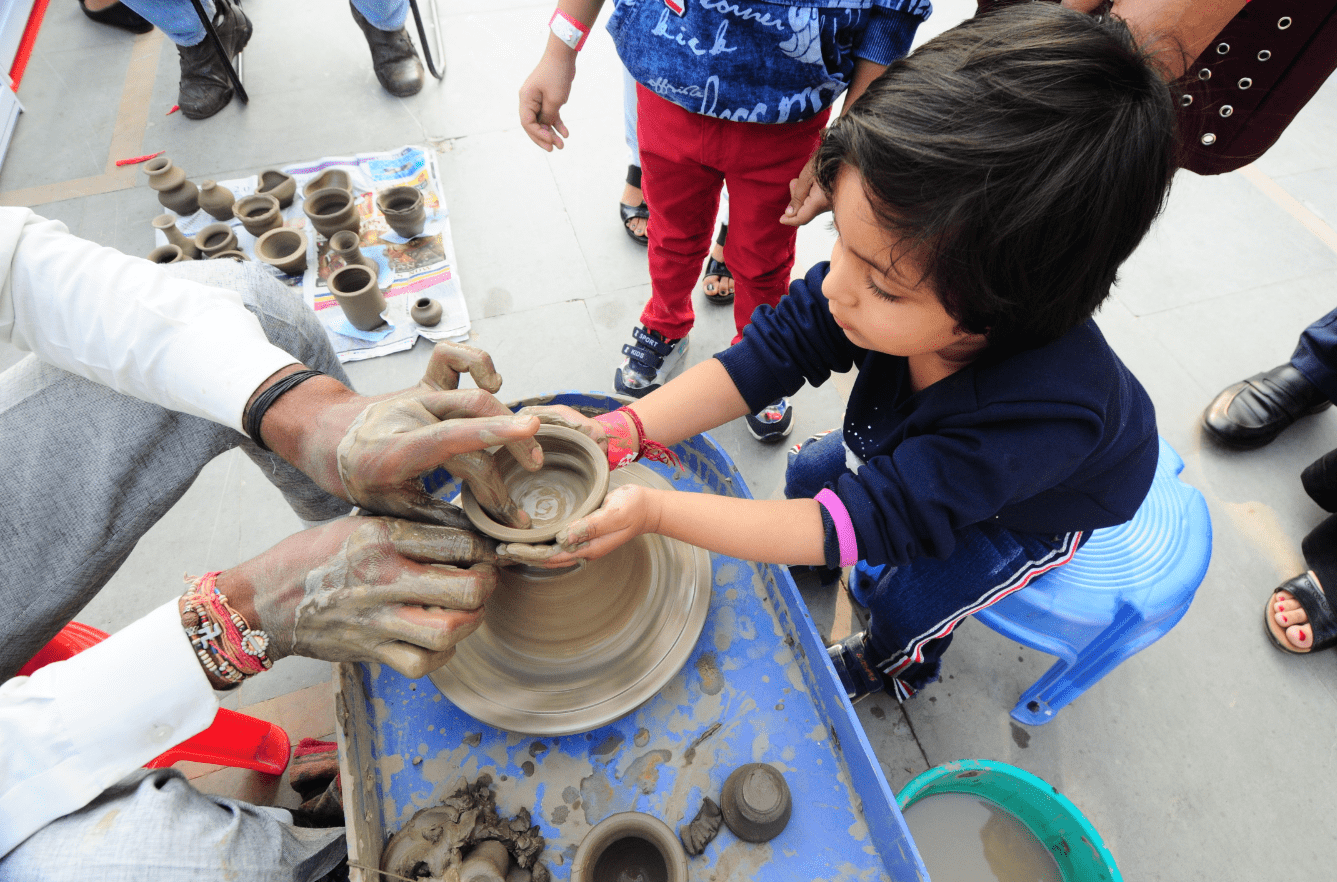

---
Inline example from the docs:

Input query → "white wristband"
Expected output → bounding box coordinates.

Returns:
[549,9,590,51]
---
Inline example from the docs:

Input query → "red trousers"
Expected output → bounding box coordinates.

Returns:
[636,85,829,344]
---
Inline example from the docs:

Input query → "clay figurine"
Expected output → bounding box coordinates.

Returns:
[302,168,352,199]
[719,763,792,843]
[194,222,238,259]
[678,797,723,856]
[410,296,442,327]
[570,812,688,882]
[328,229,371,269]
[197,180,235,220]
[377,185,426,239]
[234,194,281,238]
[143,155,199,216]
[152,214,199,258]
[328,264,386,331]
[255,228,308,275]
[257,169,297,208]
[146,244,188,264]
[304,188,362,237]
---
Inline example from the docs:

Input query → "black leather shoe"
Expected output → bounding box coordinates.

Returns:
[1202,362,1331,449]
[176,0,251,120]
[350,2,423,97]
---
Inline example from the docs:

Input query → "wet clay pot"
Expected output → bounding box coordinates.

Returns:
[194,222,238,258]
[328,264,386,331]
[152,214,199,258]
[570,813,688,882]
[257,169,297,208]
[197,180,235,220]
[719,763,792,843]
[461,424,609,544]
[377,185,425,239]
[234,194,281,238]
[210,249,249,261]
[328,229,371,269]
[255,228,308,275]
[143,156,199,216]
[147,244,188,264]
[410,296,442,327]
[304,188,361,238]
[302,168,352,199]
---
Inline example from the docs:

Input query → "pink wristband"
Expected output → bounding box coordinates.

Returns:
[815,488,859,567]
[549,9,590,50]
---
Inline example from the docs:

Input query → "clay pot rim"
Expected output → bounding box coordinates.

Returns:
[194,222,236,250]
[570,812,688,882]
[147,244,185,263]
[460,424,609,544]
[305,187,355,216]
[327,262,378,295]
[143,156,172,174]
[236,192,280,213]
[376,185,423,211]
[329,229,360,249]
[210,250,249,261]
[303,169,353,199]
[255,227,307,261]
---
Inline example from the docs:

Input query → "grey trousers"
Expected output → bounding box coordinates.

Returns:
[0,261,353,879]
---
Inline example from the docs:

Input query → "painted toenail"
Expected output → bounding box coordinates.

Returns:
[1298,633,1307,642]
[1281,615,1288,623]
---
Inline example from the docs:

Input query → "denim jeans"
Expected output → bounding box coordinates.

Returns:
[120,0,409,45]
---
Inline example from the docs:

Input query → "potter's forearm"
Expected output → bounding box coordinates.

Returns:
[629,359,751,445]
[650,491,827,566]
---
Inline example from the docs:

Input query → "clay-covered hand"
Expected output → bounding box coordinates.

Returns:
[544,483,660,564]
[234,516,498,679]
[780,153,829,227]
[519,51,576,151]
[515,404,609,448]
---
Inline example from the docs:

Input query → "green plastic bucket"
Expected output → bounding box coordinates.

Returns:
[896,760,1121,882]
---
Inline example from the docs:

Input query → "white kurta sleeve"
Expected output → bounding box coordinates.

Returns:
[0,602,220,858]
[0,208,299,432]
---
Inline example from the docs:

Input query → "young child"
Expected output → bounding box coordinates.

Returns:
[533,3,1178,701]
[520,0,932,441]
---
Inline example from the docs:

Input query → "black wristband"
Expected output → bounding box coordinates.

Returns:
[244,369,324,452]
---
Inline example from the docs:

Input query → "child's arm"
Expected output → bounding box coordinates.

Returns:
[518,1,605,151]
[626,358,752,445]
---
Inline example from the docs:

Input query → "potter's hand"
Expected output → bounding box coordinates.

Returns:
[516,404,608,449]
[780,153,829,227]
[544,484,660,565]
[519,47,576,151]
[416,340,509,394]
[222,516,497,679]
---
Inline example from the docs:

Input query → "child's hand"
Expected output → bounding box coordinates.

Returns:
[780,154,830,226]
[519,51,577,151]
[515,404,609,453]
[549,484,660,563]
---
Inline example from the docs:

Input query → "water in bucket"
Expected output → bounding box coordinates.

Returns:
[902,791,1062,882]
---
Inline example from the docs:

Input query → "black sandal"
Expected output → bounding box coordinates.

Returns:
[1265,572,1337,653]
[619,164,649,246]
[702,223,732,304]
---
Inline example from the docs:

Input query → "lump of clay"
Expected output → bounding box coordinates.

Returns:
[678,796,723,856]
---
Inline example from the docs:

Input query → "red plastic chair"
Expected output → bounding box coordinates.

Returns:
[18,622,291,776]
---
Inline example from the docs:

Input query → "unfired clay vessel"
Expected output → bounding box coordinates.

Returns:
[377,185,426,238]
[411,296,443,327]
[147,244,188,264]
[460,425,608,544]
[257,169,296,208]
[719,763,792,843]
[570,813,688,882]
[328,229,371,269]
[152,214,199,258]
[328,264,386,330]
[235,194,281,237]
[255,228,308,275]
[197,180,235,220]
[460,841,512,882]
[304,188,361,238]
[210,249,249,261]
[143,156,198,216]
[303,168,352,198]
[195,223,238,258]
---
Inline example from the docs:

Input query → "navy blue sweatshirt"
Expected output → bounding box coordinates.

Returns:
[716,262,1158,568]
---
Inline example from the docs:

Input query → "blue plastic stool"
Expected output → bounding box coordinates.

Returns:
[852,437,1211,726]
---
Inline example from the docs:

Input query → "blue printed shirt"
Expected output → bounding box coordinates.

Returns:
[607,0,932,123]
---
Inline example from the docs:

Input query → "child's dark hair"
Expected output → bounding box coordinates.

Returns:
[815,3,1176,352]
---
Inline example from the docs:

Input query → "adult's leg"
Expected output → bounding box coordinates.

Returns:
[0,260,351,679]
[1291,307,1337,401]
[117,0,251,120]
[116,0,206,43]
[349,0,423,97]
[0,769,345,882]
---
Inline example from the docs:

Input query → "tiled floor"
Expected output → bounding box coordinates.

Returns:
[3,1,1337,879]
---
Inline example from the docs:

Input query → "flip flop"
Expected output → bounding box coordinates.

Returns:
[702,256,733,304]
[1264,572,1337,653]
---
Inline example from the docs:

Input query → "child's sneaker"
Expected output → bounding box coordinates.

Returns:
[745,397,794,442]
[614,326,688,398]
[826,631,885,701]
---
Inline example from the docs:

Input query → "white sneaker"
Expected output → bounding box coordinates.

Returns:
[745,397,794,442]
[614,326,689,398]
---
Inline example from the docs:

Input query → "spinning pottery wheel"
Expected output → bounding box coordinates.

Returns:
[431,463,712,735]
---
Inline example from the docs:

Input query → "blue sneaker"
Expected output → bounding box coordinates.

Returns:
[614,326,688,398]
[745,397,794,442]
[826,631,885,701]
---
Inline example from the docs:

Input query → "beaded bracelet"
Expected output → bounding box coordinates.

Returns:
[181,572,272,689]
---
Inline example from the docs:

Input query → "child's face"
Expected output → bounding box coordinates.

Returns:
[824,168,973,361]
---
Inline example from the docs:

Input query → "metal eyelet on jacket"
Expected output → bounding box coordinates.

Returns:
[1220,105,1234,117]
[1198,68,1212,80]
[1238,77,1253,89]
[1180,94,1193,106]
[1216,42,1230,54]
[1258,49,1271,61]
[1201,133,1217,146]
[1277,16,1292,28]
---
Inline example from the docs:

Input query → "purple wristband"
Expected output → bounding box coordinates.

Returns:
[815,488,858,567]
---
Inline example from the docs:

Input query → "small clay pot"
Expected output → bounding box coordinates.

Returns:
[197,180,235,220]
[329,229,371,269]
[304,187,362,238]
[257,169,297,208]
[255,227,309,275]
[719,763,791,843]
[303,168,352,199]
[460,424,609,544]
[152,214,199,258]
[147,244,188,264]
[234,194,282,238]
[410,296,442,327]
[143,155,199,216]
[195,222,238,258]
[210,249,249,261]
[377,185,425,239]
[328,264,386,331]
[570,813,688,882]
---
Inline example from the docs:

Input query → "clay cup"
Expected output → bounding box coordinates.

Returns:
[376,185,426,239]
[460,424,610,544]
[570,813,688,882]
[304,188,362,238]
[257,169,297,208]
[194,222,238,258]
[147,244,188,264]
[255,228,309,276]
[328,264,386,331]
[234,194,282,238]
